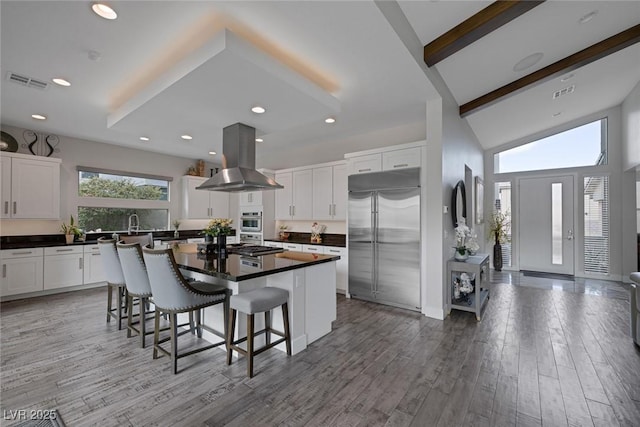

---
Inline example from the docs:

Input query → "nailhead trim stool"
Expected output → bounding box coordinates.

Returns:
[226,287,292,378]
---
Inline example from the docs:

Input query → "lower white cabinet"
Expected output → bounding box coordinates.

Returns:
[264,241,283,248]
[44,246,84,290]
[302,244,323,254]
[282,242,303,252]
[324,246,347,293]
[0,248,44,296]
[83,244,106,284]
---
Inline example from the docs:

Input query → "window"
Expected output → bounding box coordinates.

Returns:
[494,181,512,267]
[77,167,172,233]
[584,176,609,274]
[494,118,607,174]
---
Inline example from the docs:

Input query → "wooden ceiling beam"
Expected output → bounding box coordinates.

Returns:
[459,24,640,117]
[423,1,545,67]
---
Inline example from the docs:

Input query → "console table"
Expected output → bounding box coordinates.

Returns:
[446,253,490,321]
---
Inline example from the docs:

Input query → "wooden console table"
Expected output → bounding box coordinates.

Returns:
[446,254,490,321]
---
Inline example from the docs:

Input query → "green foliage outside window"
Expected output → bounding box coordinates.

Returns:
[78,176,167,232]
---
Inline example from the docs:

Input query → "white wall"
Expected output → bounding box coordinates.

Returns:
[0,124,222,236]
[622,80,640,171]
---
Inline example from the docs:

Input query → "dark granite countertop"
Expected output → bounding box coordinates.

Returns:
[174,249,340,282]
[264,232,346,248]
[0,230,236,250]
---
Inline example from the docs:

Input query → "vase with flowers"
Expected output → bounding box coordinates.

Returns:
[488,210,510,271]
[203,218,233,255]
[454,219,479,261]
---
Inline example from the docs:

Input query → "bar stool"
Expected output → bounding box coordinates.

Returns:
[142,246,229,374]
[97,237,127,330]
[226,287,292,378]
[116,241,156,348]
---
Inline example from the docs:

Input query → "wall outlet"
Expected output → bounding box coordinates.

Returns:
[443,205,449,214]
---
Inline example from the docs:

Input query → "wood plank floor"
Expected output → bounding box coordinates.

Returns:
[1,272,639,426]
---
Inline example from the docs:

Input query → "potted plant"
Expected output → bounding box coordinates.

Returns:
[279,224,290,240]
[60,215,81,244]
[202,218,233,254]
[172,219,181,238]
[488,210,510,271]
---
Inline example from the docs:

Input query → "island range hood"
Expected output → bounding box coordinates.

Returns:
[196,123,283,192]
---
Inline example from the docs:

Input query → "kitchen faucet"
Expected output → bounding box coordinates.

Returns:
[128,214,139,235]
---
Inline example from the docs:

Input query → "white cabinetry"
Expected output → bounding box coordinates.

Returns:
[83,244,106,284]
[182,176,230,219]
[346,143,424,176]
[0,152,61,219]
[275,170,312,220]
[347,153,382,175]
[44,246,83,290]
[0,248,44,296]
[302,244,323,254]
[282,242,303,252]
[312,164,347,221]
[382,147,422,170]
[324,246,347,293]
[239,191,262,207]
[264,241,283,248]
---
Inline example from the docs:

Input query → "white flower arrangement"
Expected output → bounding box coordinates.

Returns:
[454,219,479,256]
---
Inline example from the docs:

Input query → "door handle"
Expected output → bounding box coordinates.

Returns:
[4,201,7,214]
[2,264,6,278]
[79,257,83,269]
[13,202,16,214]
[566,229,573,240]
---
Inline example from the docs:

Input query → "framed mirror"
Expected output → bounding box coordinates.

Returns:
[451,180,467,228]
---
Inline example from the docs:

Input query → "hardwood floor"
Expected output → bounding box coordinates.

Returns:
[2,272,639,426]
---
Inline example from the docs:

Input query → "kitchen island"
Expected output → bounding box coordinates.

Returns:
[172,244,339,355]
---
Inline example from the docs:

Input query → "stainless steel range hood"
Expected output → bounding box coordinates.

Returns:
[196,123,283,192]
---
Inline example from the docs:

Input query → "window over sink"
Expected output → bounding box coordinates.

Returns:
[76,167,172,233]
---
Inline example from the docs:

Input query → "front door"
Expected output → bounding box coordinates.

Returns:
[518,175,575,275]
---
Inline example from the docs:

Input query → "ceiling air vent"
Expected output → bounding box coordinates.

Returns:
[553,85,575,99]
[5,72,49,90]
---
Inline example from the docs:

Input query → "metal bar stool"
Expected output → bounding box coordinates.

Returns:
[226,287,292,377]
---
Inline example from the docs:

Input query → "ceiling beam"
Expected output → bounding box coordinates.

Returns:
[423,1,545,67]
[460,24,640,117]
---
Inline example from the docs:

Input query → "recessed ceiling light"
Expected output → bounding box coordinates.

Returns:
[560,73,575,82]
[579,10,598,24]
[181,135,193,140]
[208,151,216,156]
[325,117,336,124]
[513,52,543,72]
[251,106,266,114]
[139,136,150,141]
[92,3,117,20]
[52,78,71,87]
[255,138,263,143]
[31,114,46,120]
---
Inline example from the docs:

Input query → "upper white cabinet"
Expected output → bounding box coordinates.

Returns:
[0,152,61,219]
[312,163,347,221]
[275,170,312,220]
[181,176,230,219]
[239,191,262,207]
[382,147,422,171]
[347,153,382,175]
[0,248,44,297]
[346,142,424,176]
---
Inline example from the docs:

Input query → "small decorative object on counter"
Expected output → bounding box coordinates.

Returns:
[311,222,326,243]
[172,219,181,238]
[453,219,479,261]
[279,225,290,240]
[187,166,199,176]
[60,215,81,244]
[197,159,205,177]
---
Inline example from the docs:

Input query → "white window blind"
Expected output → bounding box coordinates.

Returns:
[584,176,609,274]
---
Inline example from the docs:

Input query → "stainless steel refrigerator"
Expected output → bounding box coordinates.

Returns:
[348,168,421,311]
